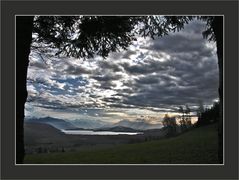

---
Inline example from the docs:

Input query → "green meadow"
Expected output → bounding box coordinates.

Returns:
[24,124,219,164]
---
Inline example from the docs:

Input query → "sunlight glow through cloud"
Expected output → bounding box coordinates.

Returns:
[26,19,219,124]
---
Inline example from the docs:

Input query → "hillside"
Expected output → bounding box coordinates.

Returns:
[25,117,76,130]
[95,126,141,132]
[24,123,219,164]
[24,122,65,145]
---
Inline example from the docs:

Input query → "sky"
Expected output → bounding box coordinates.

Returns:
[25,18,219,125]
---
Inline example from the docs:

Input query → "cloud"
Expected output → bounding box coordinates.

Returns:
[91,73,122,82]
[64,63,92,75]
[97,60,123,72]
[26,18,219,121]
[135,75,159,84]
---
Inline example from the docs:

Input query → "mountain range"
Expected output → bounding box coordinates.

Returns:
[68,119,108,129]
[95,126,141,132]
[25,117,162,131]
[113,119,162,130]
[25,117,76,130]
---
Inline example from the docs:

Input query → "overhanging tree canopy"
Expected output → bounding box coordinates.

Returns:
[32,16,195,58]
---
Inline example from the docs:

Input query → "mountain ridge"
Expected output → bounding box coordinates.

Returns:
[25,117,76,130]
[25,117,162,130]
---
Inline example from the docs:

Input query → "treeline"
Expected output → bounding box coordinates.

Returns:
[25,146,66,155]
[162,105,193,137]
[162,102,220,136]
[196,102,219,126]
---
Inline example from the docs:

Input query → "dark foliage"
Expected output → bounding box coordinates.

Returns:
[32,16,194,59]
[178,105,192,132]
[162,114,177,136]
[197,102,220,126]
[33,16,137,58]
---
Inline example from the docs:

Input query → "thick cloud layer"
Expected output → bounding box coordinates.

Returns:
[26,19,219,123]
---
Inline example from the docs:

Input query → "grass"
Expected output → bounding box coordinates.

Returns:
[24,123,219,164]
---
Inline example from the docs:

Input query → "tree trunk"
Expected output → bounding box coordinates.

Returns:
[212,16,223,163]
[16,16,34,164]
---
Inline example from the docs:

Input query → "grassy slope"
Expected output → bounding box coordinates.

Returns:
[24,123,219,164]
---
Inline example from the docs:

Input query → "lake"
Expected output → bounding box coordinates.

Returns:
[61,129,143,135]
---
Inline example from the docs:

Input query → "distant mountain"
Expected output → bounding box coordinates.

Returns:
[95,126,141,132]
[25,117,76,130]
[69,119,109,129]
[114,119,162,130]
[25,117,162,131]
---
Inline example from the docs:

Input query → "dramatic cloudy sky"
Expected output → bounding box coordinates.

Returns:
[25,18,219,124]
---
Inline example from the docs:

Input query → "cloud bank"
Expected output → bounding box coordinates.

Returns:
[26,19,219,123]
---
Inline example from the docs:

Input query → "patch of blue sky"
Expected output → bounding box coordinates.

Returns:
[31,81,74,96]
[53,76,88,87]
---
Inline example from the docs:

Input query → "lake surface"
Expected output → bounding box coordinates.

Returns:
[61,130,143,135]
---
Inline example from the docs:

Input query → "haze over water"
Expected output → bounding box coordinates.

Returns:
[61,129,142,135]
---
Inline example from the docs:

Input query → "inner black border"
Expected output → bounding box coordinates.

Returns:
[1,0,238,179]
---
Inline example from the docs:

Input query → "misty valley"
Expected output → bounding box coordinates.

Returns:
[61,130,142,135]
[24,117,167,155]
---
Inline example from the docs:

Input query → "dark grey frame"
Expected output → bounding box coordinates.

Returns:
[1,0,238,179]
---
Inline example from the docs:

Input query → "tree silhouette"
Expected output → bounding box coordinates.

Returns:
[16,16,34,163]
[178,106,186,132]
[196,101,205,126]
[185,105,192,128]
[178,105,192,132]
[162,114,177,136]
[197,102,219,126]
[16,15,223,163]
[208,16,223,163]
